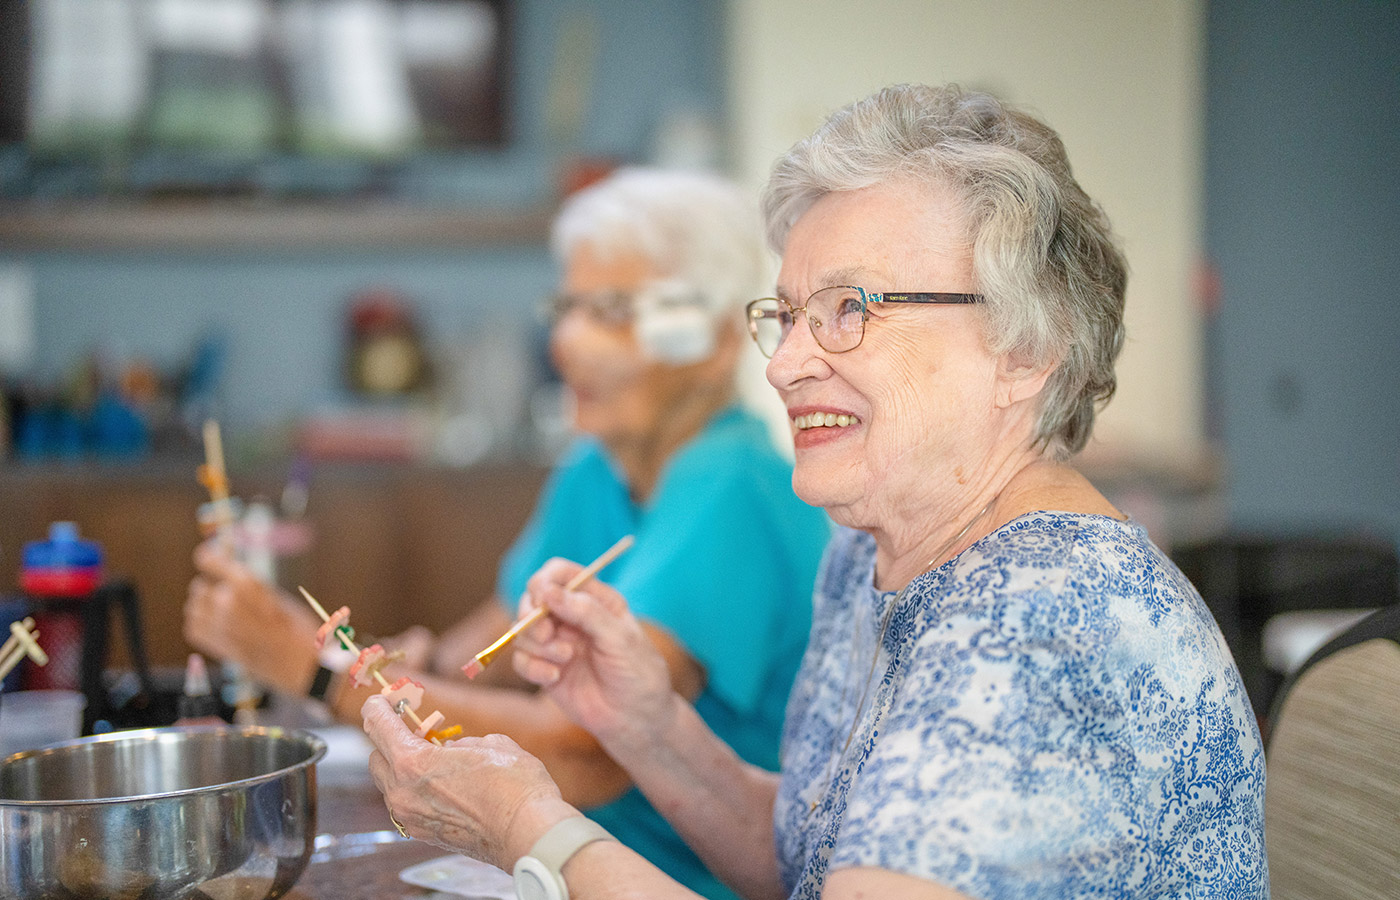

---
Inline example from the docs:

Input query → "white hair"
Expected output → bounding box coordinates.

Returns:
[550,167,771,321]
[763,84,1128,459]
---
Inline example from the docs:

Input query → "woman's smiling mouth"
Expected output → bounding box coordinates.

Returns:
[792,412,861,430]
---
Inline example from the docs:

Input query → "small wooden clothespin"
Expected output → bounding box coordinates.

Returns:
[0,617,49,683]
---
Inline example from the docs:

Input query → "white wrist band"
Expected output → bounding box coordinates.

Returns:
[512,816,615,900]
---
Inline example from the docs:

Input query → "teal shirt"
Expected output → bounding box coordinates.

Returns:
[498,406,829,900]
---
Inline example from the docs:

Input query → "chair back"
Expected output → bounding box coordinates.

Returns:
[1265,603,1400,899]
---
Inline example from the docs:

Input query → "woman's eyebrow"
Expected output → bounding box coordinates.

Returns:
[820,266,876,287]
[775,266,883,302]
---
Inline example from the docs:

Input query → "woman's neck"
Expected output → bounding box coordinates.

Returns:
[869,456,1123,591]
[608,383,733,501]
[868,445,1041,591]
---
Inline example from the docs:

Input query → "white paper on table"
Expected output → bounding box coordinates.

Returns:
[307,724,375,786]
[399,853,515,899]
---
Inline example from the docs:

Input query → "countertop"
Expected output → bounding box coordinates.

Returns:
[293,782,450,899]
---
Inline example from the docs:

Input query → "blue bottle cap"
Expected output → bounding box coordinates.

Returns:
[22,522,104,571]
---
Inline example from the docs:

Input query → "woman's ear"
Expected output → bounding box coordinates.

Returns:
[994,352,1056,409]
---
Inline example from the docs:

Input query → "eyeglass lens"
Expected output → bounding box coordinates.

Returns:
[747,286,866,358]
[549,291,634,327]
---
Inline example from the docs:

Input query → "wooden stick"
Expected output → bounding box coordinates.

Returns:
[200,419,235,533]
[199,419,258,720]
[463,534,634,679]
[202,420,228,498]
[297,587,439,740]
[0,617,31,661]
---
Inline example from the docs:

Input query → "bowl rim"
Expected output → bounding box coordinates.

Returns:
[0,724,329,808]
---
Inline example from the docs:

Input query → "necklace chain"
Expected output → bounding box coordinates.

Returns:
[805,493,1000,816]
[918,494,1000,576]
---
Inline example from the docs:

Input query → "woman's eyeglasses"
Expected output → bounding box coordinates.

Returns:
[744,286,983,358]
[544,290,636,328]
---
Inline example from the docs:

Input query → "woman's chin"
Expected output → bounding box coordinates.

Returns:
[571,402,616,437]
[791,466,857,514]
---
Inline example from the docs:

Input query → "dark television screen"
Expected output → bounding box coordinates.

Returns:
[0,0,509,196]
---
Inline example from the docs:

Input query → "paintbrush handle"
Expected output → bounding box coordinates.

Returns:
[469,534,635,671]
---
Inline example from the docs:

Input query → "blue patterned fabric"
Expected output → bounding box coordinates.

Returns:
[775,512,1269,899]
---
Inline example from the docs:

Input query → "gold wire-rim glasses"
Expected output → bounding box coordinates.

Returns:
[745,285,983,358]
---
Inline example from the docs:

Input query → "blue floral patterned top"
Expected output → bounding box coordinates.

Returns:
[775,512,1269,899]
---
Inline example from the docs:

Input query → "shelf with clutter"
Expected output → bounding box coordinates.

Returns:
[0,202,553,252]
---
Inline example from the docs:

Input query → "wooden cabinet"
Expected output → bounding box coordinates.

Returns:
[0,460,549,670]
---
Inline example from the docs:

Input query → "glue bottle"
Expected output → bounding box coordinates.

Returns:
[20,522,102,690]
[176,652,223,723]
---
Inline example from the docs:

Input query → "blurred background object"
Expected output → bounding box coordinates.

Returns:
[1173,532,1400,723]
[345,288,429,397]
[19,521,102,691]
[4,0,509,194]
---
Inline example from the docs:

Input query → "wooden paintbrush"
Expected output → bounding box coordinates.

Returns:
[462,534,634,680]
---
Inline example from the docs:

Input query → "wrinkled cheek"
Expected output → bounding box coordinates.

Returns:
[550,328,647,387]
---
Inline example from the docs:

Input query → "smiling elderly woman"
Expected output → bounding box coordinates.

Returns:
[362,84,1268,900]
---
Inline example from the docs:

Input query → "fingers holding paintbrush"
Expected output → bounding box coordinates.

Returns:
[462,535,633,680]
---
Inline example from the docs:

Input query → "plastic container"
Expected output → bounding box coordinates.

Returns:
[0,690,85,759]
[21,523,103,597]
[20,523,103,691]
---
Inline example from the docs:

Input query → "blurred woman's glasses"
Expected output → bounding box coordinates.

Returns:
[744,286,983,358]
[544,291,636,328]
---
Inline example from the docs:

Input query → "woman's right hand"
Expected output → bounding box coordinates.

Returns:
[184,538,321,695]
[511,558,677,751]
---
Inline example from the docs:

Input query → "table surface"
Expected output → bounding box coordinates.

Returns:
[291,782,449,899]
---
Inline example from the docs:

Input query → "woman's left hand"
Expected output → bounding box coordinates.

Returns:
[361,695,579,870]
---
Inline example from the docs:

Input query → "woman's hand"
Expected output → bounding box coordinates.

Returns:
[183,538,320,695]
[362,695,578,869]
[510,558,678,753]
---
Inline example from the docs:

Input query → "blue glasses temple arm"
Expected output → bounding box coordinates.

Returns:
[870,292,984,304]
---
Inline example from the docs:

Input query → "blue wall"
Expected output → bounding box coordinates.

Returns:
[2,0,727,433]
[1205,0,1400,548]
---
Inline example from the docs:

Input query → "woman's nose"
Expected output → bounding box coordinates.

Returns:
[764,313,827,389]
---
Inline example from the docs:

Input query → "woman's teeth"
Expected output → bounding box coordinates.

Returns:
[792,413,860,430]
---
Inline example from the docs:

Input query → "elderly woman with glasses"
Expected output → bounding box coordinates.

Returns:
[184,167,830,900]
[360,84,1268,900]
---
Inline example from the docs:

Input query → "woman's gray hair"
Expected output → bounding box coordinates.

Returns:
[763,83,1128,459]
[551,167,770,321]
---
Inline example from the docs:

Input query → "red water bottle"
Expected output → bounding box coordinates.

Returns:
[20,522,103,690]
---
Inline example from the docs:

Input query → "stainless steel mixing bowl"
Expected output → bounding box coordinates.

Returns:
[0,725,327,900]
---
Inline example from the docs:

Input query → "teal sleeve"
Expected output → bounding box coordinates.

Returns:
[495,441,632,612]
[615,461,825,716]
[495,471,565,611]
[496,494,563,614]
